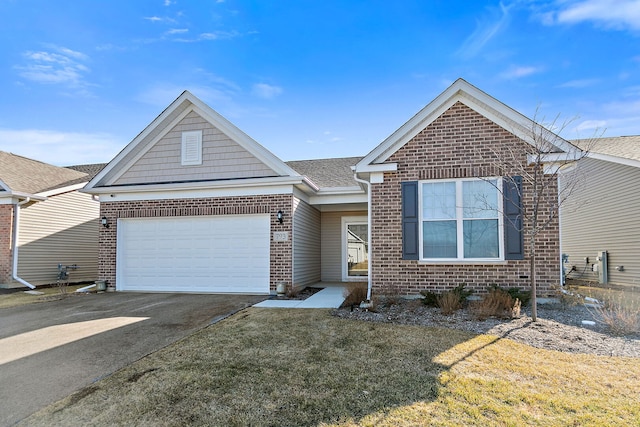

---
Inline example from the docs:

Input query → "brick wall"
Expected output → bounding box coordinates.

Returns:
[99,194,293,291]
[0,204,14,284]
[371,102,560,296]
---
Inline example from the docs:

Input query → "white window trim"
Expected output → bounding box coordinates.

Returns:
[418,177,504,262]
[181,130,203,166]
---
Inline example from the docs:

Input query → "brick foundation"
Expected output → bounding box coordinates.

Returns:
[99,194,293,291]
[0,204,14,285]
[371,102,560,296]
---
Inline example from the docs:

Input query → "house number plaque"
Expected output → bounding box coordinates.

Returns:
[273,231,289,242]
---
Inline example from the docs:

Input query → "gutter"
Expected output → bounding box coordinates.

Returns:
[352,173,373,301]
[11,198,36,289]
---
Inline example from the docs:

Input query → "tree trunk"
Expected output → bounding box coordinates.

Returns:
[530,238,538,322]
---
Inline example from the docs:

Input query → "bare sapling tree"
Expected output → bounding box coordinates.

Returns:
[483,111,600,321]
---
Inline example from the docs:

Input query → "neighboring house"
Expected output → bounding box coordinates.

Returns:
[85,79,573,296]
[0,152,102,288]
[560,136,640,288]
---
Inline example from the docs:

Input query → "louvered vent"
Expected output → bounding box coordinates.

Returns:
[181,130,203,165]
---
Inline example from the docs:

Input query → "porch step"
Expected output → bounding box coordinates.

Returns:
[254,286,346,309]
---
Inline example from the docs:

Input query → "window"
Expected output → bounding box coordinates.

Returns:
[420,178,502,260]
[181,130,202,166]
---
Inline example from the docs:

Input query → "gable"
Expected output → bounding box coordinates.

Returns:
[356,78,577,173]
[86,91,301,192]
[113,111,278,186]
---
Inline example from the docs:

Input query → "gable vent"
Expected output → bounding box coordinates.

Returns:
[182,130,203,166]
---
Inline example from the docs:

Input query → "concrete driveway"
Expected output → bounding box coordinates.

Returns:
[0,292,266,426]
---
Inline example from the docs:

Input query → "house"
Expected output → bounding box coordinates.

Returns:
[560,135,640,288]
[0,152,102,288]
[84,79,574,296]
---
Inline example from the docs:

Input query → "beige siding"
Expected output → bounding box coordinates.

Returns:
[561,158,640,287]
[292,197,321,286]
[17,191,99,285]
[115,111,277,185]
[321,211,366,281]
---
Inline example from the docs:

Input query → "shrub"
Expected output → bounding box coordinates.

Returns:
[437,291,462,315]
[489,284,531,307]
[377,282,403,306]
[421,284,472,310]
[342,283,368,307]
[472,288,521,320]
[591,298,640,336]
[420,290,439,307]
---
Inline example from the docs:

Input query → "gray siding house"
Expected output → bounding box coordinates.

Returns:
[0,153,102,288]
[561,136,640,288]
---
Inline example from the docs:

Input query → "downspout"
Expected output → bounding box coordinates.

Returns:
[12,198,36,289]
[353,173,372,301]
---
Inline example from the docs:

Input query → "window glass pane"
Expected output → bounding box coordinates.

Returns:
[463,219,499,258]
[347,224,368,277]
[423,220,457,258]
[463,179,498,219]
[422,182,456,220]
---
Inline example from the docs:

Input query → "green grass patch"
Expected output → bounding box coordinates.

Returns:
[22,309,640,426]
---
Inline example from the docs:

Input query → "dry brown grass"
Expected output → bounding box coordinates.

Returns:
[342,282,368,307]
[21,308,640,427]
[437,291,462,315]
[470,288,520,320]
[0,285,87,309]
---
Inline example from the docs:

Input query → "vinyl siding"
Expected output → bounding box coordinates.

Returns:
[320,211,367,281]
[115,111,277,185]
[292,197,321,286]
[17,191,99,285]
[561,157,640,287]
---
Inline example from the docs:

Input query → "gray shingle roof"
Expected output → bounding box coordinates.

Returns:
[286,156,363,188]
[0,151,90,195]
[572,135,640,163]
[66,163,108,180]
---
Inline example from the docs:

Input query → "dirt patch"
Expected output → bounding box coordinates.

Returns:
[273,286,323,300]
[333,299,640,358]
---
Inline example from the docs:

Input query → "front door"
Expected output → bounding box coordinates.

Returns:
[342,217,368,281]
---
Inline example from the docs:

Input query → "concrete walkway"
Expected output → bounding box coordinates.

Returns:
[254,284,347,308]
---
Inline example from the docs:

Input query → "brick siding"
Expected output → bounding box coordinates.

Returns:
[99,194,293,291]
[371,102,560,296]
[0,204,14,284]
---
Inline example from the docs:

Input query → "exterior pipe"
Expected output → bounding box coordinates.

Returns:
[353,173,372,301]
[12,198,36,289]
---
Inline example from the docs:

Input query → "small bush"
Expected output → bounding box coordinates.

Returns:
[421,284,472,310]
[489,284,531,307]
[472,288,521,320]
[591,298,640,336]
[377,282,403,306]
[437,291,462,315]
[420,290,439,307]
[342,283,368,307]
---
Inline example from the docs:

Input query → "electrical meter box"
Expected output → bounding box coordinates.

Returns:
[595,251,608,284]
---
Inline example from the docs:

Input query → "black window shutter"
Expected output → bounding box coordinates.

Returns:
[503,176,524,260]
[401,181,419,260]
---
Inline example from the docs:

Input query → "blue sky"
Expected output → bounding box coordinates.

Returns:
[1,0,639,166]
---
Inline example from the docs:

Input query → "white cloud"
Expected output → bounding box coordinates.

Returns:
[456,2,513,59]
[15,46,92,91]
[0,129,122,166]
[166,28,189,35]
[547,0,640,31]
[557,78,600,88]
[252,83,283,99]
[500,65,544,79]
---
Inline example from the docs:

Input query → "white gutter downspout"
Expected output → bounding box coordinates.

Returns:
[12,198,36,289]
[353,173,373,301]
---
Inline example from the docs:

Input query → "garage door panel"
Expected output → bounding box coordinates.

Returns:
[117,215,270,293]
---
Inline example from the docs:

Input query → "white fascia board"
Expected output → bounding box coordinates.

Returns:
[352,163,398,173]
[587,152,640,169]
[37,182,88,198]
[86,175,305,194]
[528,151,584,164]
[308,192,368,205]
[95,183,298,202]
[0,191,47,202]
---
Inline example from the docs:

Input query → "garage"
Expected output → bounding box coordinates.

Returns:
[116,215,271,293]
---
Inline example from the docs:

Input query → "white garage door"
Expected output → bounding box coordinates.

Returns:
[117,215,270,293]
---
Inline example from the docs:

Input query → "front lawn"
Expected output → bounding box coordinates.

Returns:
[22,308,640,426]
